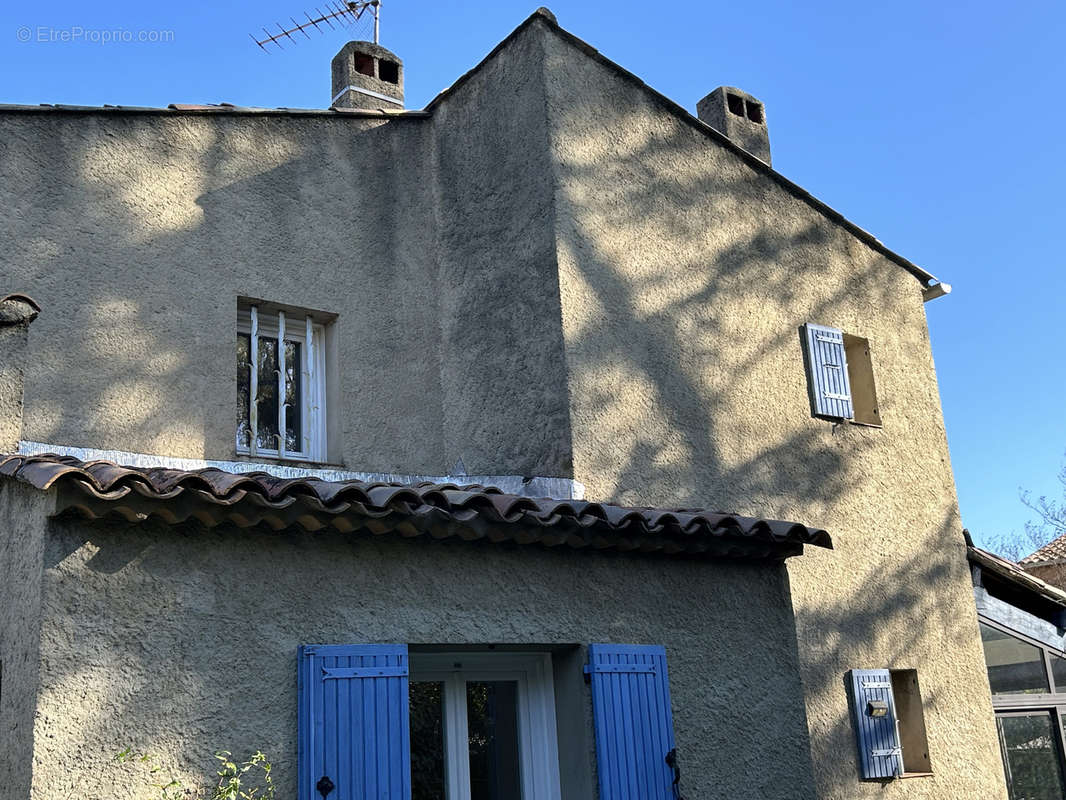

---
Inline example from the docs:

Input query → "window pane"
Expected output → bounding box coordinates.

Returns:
[998,713,1066,800]
[1052,655,1066,694]
[256,336,280,451]
[981,623,1051,695]
[237,333,251,449]
[467,681,521,800]
[410,681,445,800]
[284,340,302,453]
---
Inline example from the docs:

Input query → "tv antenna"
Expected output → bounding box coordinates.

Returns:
[252,0,382,51]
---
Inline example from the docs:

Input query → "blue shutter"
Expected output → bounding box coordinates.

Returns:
[585,644,676,800]
[298,644,411,800]
[848,669,903,780]
[803,323,854,419]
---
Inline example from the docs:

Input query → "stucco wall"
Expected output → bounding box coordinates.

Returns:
[0,482,52,798]
[0,110,444,472]
[537,23,1005,799]
[0,23,573,480]
[431,25,573,478]
[0,323,28,453]
[30,514,816,800]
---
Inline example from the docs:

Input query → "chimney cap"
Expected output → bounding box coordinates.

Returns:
[696,86,771,165]
[331,40,404,110]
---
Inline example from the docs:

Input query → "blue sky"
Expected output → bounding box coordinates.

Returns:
[2,0,1064,552]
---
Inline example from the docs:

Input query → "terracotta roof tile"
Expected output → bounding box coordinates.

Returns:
[0,453,831,560]
[1020,533,1066,566]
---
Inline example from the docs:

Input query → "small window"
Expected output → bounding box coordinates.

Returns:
[378,59,400,85]
[802,323,881,427]
[237,301,330,462]
[727,92,745,117]
[745,99,764,124]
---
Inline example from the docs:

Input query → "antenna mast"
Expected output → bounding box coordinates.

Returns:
[252,0,382,51]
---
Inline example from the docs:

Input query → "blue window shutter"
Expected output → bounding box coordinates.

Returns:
[848,669,903,780]
[803,323,854,420]
[298,644,411,800]
[586,644,676,800]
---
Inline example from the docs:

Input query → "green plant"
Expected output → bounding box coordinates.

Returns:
[114,748,187,798]
[115,747,276,800]
[212,751,275,800]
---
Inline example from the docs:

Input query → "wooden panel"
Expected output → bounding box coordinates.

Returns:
[586,644,676,799]
[298,644,411,800]
[848,668,903,779]
[843,333,882,427]
[891,669,932,774]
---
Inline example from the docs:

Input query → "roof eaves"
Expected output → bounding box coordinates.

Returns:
[427,7,939,290]
[0,103,429,119]
[0,453,832,561]
[968,545,1066,607]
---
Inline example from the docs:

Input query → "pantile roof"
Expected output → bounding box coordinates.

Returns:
[0,453,831,561]
[1020,533,1066,566]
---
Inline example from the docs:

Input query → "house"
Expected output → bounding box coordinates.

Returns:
[967,535,1066,797]
[0,8,1010,799]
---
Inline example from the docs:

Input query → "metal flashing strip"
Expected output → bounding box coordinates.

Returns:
[17,440,586,500]
[330,84,403,106]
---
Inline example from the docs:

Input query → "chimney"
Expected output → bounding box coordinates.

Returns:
[697,87,771,166]
[331,41,404,110]
[0,294,40,454]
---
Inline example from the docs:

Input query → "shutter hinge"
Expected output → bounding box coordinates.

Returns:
[823,392,850,401]
[322,666,409,679]
[872,748,902,757]
[583,664,657,675]
[860,680,892,689]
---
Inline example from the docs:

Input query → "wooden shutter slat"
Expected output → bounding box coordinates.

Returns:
[587,644,676,799]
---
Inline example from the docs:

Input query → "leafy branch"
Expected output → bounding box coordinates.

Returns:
[115,747,276,800]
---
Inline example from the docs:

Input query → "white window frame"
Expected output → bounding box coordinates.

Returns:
[409,652,562,800]
[237,303,327,462]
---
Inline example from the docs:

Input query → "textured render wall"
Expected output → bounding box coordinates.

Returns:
[537,24,1006,800]
[0,482,52,798]
[431,25,574,477]
[0,111,446,472]
[0,323,29,453]
[32,516,816,800]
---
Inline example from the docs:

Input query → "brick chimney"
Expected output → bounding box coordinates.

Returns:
[697,87,771,166]
[0,294,40,454]
[331,41,404,110]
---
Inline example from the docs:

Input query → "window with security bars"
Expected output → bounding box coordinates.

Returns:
[237,301,328,462]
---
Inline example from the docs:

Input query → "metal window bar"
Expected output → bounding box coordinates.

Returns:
[305,315,315,455]
[249,306,259,457]
[277,310,287,453]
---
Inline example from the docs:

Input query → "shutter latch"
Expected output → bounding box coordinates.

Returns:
[317,775,335,797]
[665,749,687,800]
